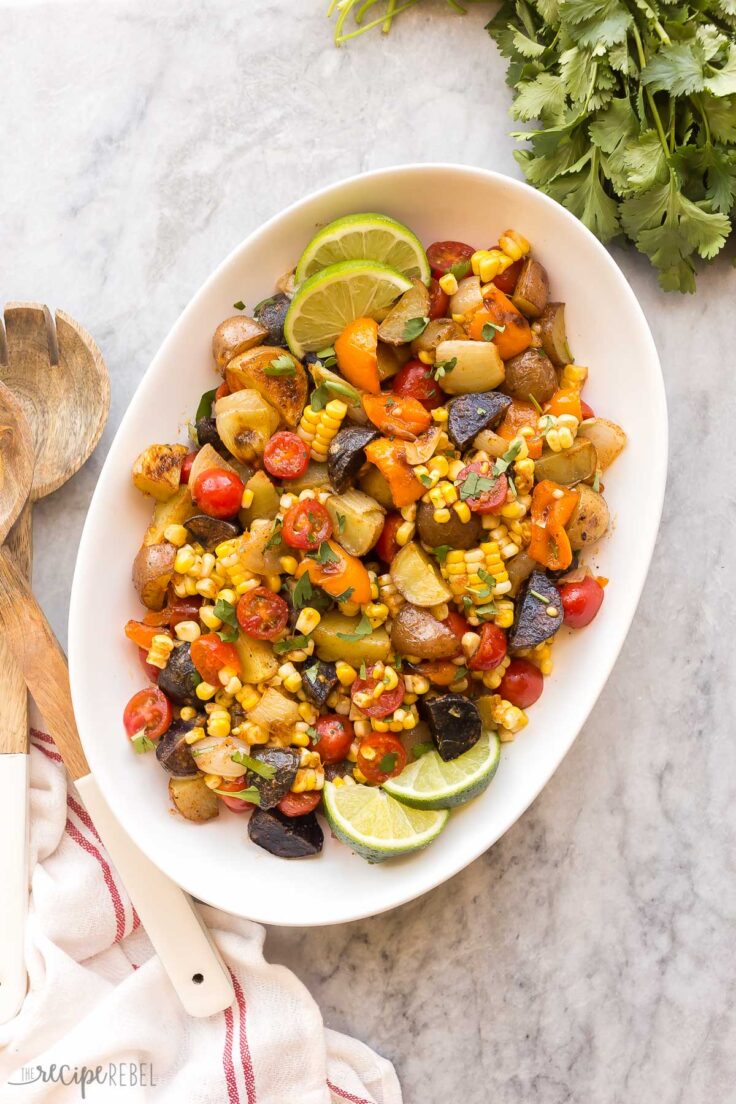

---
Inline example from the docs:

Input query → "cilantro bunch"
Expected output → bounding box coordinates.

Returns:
[328,0,736,292]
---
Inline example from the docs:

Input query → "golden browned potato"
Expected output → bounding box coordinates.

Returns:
[187,443,238,489]
[234,635,279,683]
[434,340,505,395]
[577,418,627,470]
[512,258,549,319]
[378,279,431,345]
[502,348,557,404]
[325,488,384,556]
[391,603,460,660]
[566,485,610,550]
[533,439,597,486]
[169,775,219,822]
[536,303,571,367]
[239,470,280,527]
[224,345,307,426]
[214,389,279,464]
[212,316,268,373]
[390,542,451,607]
[358,465,395,509]
[132,444,188,501]
[410,318,465,357]
[143,486,196,546]
[132,541,177,610]
[312,611,390,665]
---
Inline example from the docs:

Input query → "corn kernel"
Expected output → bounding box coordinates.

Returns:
[417,350,434,365]
[439,272,459,295]
[241,488,255,510]
[395,520,415,547]
[202,773,223,790]
[453,501,472,524]
[263,573,281,592]
[295,607,321,635]
[298,701,318,724]
[199,605,222,630]
[431,407,449,424]
[195,681,217,701]
[427,455,449,478]
[174,547,196,574]
[279,555,299,575]
[433,508,451,523]
[184,726,206,744]
[164,524,189,547]
[336,661,357,686]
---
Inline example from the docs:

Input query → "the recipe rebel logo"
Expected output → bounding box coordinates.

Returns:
[8,1062,157,1097]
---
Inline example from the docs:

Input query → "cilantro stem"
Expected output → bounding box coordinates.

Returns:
[383,0,397,32]
[335,0,421,42]
[631,23,670,158]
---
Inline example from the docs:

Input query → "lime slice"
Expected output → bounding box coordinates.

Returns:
[323,780,449,863]
[382,730,501,810]
[295,212,430,285]
[284,259,412,357]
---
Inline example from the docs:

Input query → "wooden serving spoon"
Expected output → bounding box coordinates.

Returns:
[0,389,234,1019]
[0,304,109,1022]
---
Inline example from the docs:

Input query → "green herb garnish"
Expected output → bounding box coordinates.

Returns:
[214,784,262,805]
[592,470,601,493]
[310,540,339,565]
[334,586,355,604]
[273,633,311,655]
[528,394,543,414]
[292,571,314,609]
[433,357,456,380]
[530,589,550,604]
[310,378,361,411]
[432,544,452,564]
[335,512,346,533]
[378,751,398,774]
[195,388,218,423]
[452,665,469,682]
[449,259,471,280]
[412,741,435,759]
[417,472,433,488]
[231,751,278,780]
[359,659,367,679]
[131,732,156,754]
[307,725,319,744]
[337,613,373,642]
[482,321,506,341]
[493,440,522,476]
[233,300,245,311]
[458,470,499,501]
[264,354,296,378]
[403,316,430,342]
[265,518,283,550]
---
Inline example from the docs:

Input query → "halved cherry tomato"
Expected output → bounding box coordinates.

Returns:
[391,359,443,410]
[493,255,524,295]
[417,660,465,686]
[469,623,507,671]
[264,431,310,480]
[192,468,244,519]
[497,400,543,459]
[356,733,407,784]
[278,791,322,817]
[375,512,403,563]
[236,587,289,640]
[362,392,432,439]
[581,400,595,420]
[428,277,449,319]
[498,658,543,708]
[426,241,475,278]
[559,576,604,628]
[455,462,508,514]
[335,316,380,394]
[190,633,242,682]
[215,381,230,401]
[218,776,257,813]
[295,539,372,605]
[282,500,333,550]
[443,610,470,641]
[350,665,405,719]
[138,648,160,683]
[180,450,198,485]
[125,620,171,650]
[123,687,172,742]
[547,387,582,421]
[314,715,354,764]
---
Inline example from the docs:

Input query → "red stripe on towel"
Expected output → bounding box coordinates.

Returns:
[222,1004,240,1104]
[31,740,63,763]
[67,793,103,844]
[65,817,126,943]
[30,728,54,744]
[327,1082,373,1104]
[231,971,257,1103]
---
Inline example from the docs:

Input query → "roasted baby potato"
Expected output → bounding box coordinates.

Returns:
[224,346,307,427]
[212,316,268,373]
[447,392,512,451]
[143,486,196,546]
[157,643,201,704]
[505,549,536,597]
[156,723,199,777]
[312,610,390,665]
[282,461,331,495]
[188,443,238,489]
[325,488,385,557]
[390,542,452,607]
[358,464,395,510]
[169,775,219,823]
[378,279,431,346]
[533,439,597,486]
[377,341,410,381]
[577,418,627,470]
[434,340,505,395]
[132,444,188,501]
[536,303,571,367]
[502,348,557,404]
[410,318,465,357]
[234,633,280,684]
[512,258,549,319]
[566,485,610,550]
[416,498,481,551]
[239,470,280,526]
[391,603,460,660]
[254,293,290,347]
[214,388,280,464]
[132,541,176,610]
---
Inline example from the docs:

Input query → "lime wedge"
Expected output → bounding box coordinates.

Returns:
[295,212,430,285]
[284,259,412,358]
[323,780,449,863]
[382,730,501,810]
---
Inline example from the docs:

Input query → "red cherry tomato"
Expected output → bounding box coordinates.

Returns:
[165,594,203,628]
[469,623,507,671]
[282,500,333,551]
[426,241,475,278]
[180,451,198,485]
[190,633,242,683]
[428,277,449,319]
[391,359,443,411]
[218,776,256,813]
[375,512,403,563]
[559,576,604,629]
[455,462,508,514]
[123,687,172,742]
[498,658,544,708]
[356,733,407,784]
[236,587,289,640]
[314,715,354,764]
[580,400,595,420]
[350,666,405,719]
[493,256,524,294]
[263,431,310,480]
[443,610,470,641]
[138,648,160,683]
[192,468,244,519]
[278,791,322,817]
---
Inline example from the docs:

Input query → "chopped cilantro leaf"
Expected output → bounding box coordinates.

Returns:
[195,388,218,422]
[336,613,373,642]
[264,354,296,377]
[233,300,246,311]
[378,752,398,774]
[403,316,429,342]
[231,751,278,779]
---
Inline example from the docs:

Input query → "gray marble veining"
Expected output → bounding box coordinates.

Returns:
[2,1,735,1101]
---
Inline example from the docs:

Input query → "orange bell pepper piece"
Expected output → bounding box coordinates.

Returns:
[364,437,425,508]
[470,285,531,360]
[295,539,372,606]
[125,620,172,649]
[362,393,431,440]
[547,387,582,421]
[497,400,543,459]
[334,317,380,394]
[528,480,579,572]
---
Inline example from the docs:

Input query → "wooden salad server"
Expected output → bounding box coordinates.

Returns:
[0,303,109,1021]
[0,382,234,1019]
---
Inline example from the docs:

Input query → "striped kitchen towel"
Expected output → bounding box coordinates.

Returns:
[0,729,402,1104]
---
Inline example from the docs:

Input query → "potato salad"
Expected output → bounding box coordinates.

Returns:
[123,213,626,862]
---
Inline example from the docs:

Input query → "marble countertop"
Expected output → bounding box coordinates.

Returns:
[3,1,734,1100]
